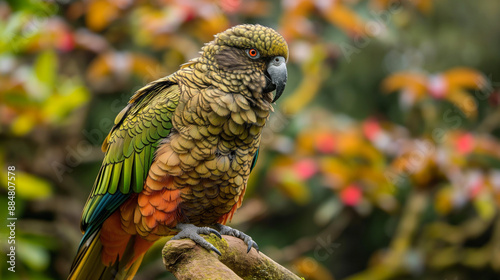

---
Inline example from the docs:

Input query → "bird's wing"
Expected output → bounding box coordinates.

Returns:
[79,77,180,245]
[250,148,259,173]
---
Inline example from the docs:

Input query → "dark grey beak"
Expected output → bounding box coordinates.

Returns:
[266,56,287,103]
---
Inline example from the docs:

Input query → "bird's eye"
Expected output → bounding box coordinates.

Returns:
[246,48,260,59]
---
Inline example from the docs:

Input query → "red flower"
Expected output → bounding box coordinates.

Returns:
[340,185,362,206]
[293,159,318,180]
[456,133,474,155]
[316,132,336,154]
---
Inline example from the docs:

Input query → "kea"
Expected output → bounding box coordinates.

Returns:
[68,24,288,279]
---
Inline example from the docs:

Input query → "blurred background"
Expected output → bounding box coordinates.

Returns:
[1,0,500,279]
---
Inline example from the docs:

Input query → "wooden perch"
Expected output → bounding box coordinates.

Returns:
[162,234,303,280]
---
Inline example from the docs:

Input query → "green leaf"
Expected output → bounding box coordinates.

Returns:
[11,114,36,136]
[17,238,50,271]
[34,50,57,89]
[42,81,90,123]
[1,171,53,199]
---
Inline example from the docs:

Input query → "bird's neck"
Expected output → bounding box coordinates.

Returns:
[178,56,274,113]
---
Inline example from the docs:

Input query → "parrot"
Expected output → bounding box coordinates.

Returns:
[68,24,288,280]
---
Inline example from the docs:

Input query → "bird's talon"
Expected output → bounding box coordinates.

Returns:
[173,223,222,255]
[211,246,222,256]
[209,228,222,239]
[215,223,259,253]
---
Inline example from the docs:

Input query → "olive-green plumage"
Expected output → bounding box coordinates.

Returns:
[69,24,288,280]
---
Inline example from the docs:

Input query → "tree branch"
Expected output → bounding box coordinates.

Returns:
[162,235,303,280]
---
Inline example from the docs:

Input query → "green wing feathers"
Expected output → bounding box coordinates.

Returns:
[80,80,180,232]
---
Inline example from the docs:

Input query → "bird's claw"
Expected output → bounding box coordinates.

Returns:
[172,223,222,255]
[215,224,259,253]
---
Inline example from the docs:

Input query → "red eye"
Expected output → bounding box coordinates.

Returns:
[247,48,259,58]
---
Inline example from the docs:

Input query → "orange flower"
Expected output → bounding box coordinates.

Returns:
[322,1,366,37]
[382,68,487,117]
[86,0,123,31]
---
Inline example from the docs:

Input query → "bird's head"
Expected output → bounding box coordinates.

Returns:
[200,24,288,104]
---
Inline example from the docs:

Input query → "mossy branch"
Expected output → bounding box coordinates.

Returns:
[162,234,303,280]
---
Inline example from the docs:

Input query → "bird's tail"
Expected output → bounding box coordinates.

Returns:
[68,214,154,280]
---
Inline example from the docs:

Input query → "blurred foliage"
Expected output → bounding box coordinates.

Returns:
[1,0,500,279]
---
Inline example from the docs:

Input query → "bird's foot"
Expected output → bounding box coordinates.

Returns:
[215,223,259,253]
[172,223,222,255]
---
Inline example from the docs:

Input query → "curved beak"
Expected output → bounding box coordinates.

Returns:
[266,56,287,103]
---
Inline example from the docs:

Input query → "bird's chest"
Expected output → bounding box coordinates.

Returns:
[167,88,270,225]
[171,124,264,224]
[172,126,259,222]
